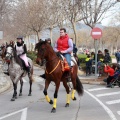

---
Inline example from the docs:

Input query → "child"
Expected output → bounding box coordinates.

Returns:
[85,55,92,76]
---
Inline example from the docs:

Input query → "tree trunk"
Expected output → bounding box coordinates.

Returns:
[36,31,39,41]
[72,22,77,45]
[49,27,53,44]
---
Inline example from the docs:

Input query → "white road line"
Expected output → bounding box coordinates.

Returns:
[0,108,27,120]
[96,91,120,97]
[106,99,120,105]
[117,111,120,115]
[88,87,109,92]
[20,108,27,120]
[85,90,117,120]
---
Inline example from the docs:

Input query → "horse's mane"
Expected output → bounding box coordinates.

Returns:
[7,45,23,66]
[35,41,48,51]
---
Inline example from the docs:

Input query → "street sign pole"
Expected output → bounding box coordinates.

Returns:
[91,27,102,78]
[95,39,98,77]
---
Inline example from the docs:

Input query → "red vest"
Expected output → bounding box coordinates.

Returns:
[57,34,69,51]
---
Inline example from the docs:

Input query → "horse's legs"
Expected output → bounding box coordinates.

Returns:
[51,82,60,113]
[43,80,53,104]
[28,76,33,96]
[71,74,77,101]
[63,80,70,107]
[19,78,23,96]
[11,82,17,101]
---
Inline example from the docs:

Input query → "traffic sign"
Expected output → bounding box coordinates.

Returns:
[91,27,102,39]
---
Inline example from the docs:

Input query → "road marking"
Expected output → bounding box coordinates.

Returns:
[0,108,27,120]
[85,90,117,120]
[117,111,120,115]
[88,87,109,92]
[96,91,120,97]
[106,99,120,105]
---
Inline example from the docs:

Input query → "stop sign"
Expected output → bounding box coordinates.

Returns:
[91,27,102,39]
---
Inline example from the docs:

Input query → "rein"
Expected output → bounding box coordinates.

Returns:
[45,60,60,74]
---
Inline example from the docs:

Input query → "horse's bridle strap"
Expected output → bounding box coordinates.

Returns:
[46,60,60,74]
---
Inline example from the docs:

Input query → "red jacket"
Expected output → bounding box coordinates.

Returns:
[57,34,69,51]
[104,66,115,76]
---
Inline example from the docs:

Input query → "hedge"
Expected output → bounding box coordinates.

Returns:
[78,54,87,63]
[27,51,37,62]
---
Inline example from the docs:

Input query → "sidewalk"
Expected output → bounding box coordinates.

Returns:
[0,64,11,94]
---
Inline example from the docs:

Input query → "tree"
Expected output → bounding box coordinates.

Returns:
[79,0,117,29]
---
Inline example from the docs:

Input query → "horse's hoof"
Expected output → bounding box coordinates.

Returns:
[19,93,22,96]
[28,93,32,96]
[49,100,53,105]
[51,108,56,113]
[11,98,15,101]
[65,103,69,107]
[15,96,17,99]
[73,97,77,101]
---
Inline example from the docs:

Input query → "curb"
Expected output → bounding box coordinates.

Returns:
[80,79,105,85]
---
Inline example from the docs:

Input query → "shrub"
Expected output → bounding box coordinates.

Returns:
[78,54,87,63]
[27,51,37,62]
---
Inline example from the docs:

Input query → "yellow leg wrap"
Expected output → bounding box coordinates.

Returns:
[71,90,76,100]
[53,98,57,108]
[66,94,70,104]
[45,95,50,102]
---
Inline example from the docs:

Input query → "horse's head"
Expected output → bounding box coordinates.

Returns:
[5,45,13,60]
[35,41,50,65]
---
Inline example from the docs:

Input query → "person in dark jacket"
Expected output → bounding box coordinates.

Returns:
[103,49,111,64]
[85,55,92,76]
[115,49,120,64]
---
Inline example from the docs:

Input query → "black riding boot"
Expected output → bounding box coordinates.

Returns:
[66,68,72,82]
[40,73,46,79]
[27,66,30,75]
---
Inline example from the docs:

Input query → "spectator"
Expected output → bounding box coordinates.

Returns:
[115,49,120,64]
[103,49,111,64]
[85,55,92,76]
[104,64,115,87]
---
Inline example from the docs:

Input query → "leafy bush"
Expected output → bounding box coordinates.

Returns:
[27,51,37,62]
[78,54,87,63]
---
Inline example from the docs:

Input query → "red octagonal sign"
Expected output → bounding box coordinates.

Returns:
[91,27,102,39]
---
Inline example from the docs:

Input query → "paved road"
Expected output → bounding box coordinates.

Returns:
[0,65,120,120]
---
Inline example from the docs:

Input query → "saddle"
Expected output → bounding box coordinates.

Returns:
[56,52,77,72]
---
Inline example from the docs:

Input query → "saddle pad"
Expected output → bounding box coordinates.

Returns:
[60,53,77,66]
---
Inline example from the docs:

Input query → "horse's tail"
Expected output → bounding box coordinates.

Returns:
[31,66,35,82]
[76,76,84,96]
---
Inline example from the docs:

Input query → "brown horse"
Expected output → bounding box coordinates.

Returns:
[1,46,6,63]
[35,41,84,113]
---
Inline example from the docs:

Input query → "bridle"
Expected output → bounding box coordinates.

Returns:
[38,45,60,74]
[6,47,14,59]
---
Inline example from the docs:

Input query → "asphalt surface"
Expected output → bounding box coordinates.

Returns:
[0,58,120,120]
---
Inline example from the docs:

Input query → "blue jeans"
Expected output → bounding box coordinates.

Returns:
[63,53,71,67]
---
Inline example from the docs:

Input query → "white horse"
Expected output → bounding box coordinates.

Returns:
[5,45,34,101]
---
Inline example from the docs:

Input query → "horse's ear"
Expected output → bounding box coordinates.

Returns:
[44,40,47,44]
